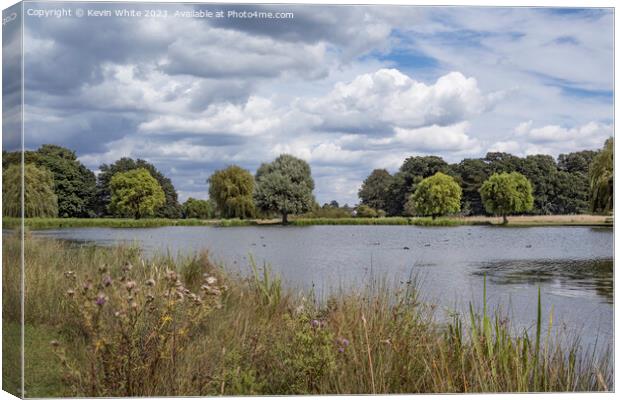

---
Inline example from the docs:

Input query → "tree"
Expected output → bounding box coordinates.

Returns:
[3,163,58,218]
[358,169,393,212]
[3,145,97,217]
[479,172,534,224]
[405,172,461,219]
[451,158,490,215]
[108,168,165,219]
[182,198,215,219]
[97,158,181,218]
[589,138,613,213]
[385,156,450,216]
[208,166,255,219]
[356,204,379,218]
[254,154,315,224]
[517,155,557,215]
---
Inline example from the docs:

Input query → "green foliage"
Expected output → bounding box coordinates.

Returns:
[97,158,181,218]
[356,204,379,218]
[208,166,255,219]
[406,172,462,219]
[182,197,216,219]
[3,145,97,217]
[358,169,393,212]
[479,172,534,223]
[109,168,166,219]
[451,158,490,215]
[2,163,59,218]
[254,154,315,224]
[385,156,450,216]
[303,202,352,219]
[589,138,613,213]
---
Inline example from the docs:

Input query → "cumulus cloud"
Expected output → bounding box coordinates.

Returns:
[489,121,613,156]
[302,69,501,134]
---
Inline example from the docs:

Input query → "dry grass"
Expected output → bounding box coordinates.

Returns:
[2,233,612,396]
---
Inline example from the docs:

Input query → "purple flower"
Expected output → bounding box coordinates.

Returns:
[95,294,107,307]
[103,276,112,287]
[338,347,345,353]
[311,319,320,328]
[341,338,350,347]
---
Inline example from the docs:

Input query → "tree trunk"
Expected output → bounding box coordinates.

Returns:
[432,214,437,220]
[502,214,508,224]
[282,212,289,225]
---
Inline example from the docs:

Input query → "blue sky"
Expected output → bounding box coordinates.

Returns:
[5,2,614,205]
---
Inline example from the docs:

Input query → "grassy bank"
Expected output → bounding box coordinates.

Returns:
[2,234,611,396]
[3,214,612,230]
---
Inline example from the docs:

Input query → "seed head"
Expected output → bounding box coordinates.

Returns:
[125,280,137,291]
[145,278,155,287]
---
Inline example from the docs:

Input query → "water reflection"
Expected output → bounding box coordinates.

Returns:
[473,258,613,304]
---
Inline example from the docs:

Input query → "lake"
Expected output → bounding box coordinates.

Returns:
[32,225,613,355]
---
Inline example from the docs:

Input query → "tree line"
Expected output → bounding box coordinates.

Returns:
[2,138,613,223]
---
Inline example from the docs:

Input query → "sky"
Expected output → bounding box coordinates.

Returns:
[4,2,614,205]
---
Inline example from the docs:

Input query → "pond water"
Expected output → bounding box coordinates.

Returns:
[33,225,613,355]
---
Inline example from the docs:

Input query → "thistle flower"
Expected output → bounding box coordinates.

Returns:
[125,280,137,291]
[82,281,93,291]
[145,278,155,287]
[122,261,133,272]
[102,276,112,287]
[340,338,350,347]
[205,276,217,285]
[50,340,60,347]
[311,319,320,328]
[130,301,138,310]
[338,347,345,353]
[95,294,107,307]
[66,289,75,297]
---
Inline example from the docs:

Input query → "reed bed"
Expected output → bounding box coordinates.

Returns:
[2,233,612,397]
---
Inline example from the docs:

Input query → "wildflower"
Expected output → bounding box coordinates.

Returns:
[122,261,133,272]
[145,278,155,287]
[125,280,137,292]
[114,311,121,318]
[338,347,345,353]
[130,301,138,310]
[66,289,75,297]
[102,276,112,287]
[311,319,321,328]
[82,281,93,291]
[50,340,60,348]
[95,294,107,307]
[341,338,350,347]
[205,276,217,285]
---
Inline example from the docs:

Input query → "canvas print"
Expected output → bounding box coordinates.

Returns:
[1,1,614,397]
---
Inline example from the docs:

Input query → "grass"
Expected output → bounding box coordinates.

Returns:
[2,233,612,396]
[3,214,611,230]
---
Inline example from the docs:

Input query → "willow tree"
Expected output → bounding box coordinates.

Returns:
[405,172,462,219]
[108,168,165,219]
[254,154,315,224]
[208,166,255,219]
[2,163,58,218]
[479,172,534,224]
[589,138,613,213]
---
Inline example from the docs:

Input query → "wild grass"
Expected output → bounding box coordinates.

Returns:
[2,234,612,396]
[2,214,610,230]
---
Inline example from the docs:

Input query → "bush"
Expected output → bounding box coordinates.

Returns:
[356,205,378,218]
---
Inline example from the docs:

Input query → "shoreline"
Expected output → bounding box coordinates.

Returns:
[1,214,612,230]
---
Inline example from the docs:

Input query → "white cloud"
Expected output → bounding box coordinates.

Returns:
[302,69,501,133]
